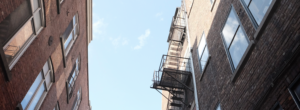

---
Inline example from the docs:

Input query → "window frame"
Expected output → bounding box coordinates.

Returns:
[60,14,79,67]
[18,58,54,110]
[220,5,249,72]
[197,33,211,81]
[288,74,300,109]
[72,88,82,110]
[239,0,277,30]
[53,101,60,110]
[220,5,255,82]
[0,0,45,79]
[66,56,81,103]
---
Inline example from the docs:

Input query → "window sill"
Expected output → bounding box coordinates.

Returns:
[199,55,211,81]
[231,40,255,82]
[252,0,278,40]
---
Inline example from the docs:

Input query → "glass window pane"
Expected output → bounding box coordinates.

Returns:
[21,73,43,108]
[197,34,206,59]
[4,20,33,64]
[200,46,209,70]
[229,28,249,68]
[45,72,51,88]
[222,9,239,48]
[216,103,221,110]
[210,0,214,5]
[32,0,40,11]
[64,32,73,49]
[73,26,77,37]
[73,15,77,25]
[27,83,45,110]
[76,58,79,71]
[42,61,49,75]
[249,0,273,25]
[243,0,251,6]
[34,10,42,32]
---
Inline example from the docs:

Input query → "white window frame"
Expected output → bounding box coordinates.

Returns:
[197,32,210,74]
[64,14,79,56]
[20,58,54,110]
[3,0,45,70]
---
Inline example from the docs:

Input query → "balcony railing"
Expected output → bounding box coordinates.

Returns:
[151,55,192,92]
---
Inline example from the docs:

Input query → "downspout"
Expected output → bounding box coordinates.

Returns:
[182,0,199,110]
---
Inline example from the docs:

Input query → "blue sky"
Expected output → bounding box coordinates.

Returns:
[88,0,181,109]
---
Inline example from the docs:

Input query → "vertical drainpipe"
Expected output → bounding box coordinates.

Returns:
[182,0,199,110]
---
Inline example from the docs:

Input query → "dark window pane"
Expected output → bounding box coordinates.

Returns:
[62,20,74,40]
[200,46,209,70]
[0,0,31,45]
[249,0,273,25]
[222,9,239,48]
[229,27,249,68]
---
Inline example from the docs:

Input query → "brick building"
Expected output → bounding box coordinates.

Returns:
[0,0,92,110]
[152,0,300,110]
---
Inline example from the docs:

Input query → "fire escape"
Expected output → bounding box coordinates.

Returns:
[151,6,192,110]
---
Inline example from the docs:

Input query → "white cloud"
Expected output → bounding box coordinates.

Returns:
[155,12,163,17]
[109,36,129,48]
[134,29,151,50]
[93,18,105,35]
[155,12,164,21]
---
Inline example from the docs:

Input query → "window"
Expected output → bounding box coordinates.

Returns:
[61,14,79,67]
[197,33,210,73]
[288,75,300,109]
[53,102,60,110]
[19,58,53,110]
[216,103,221,110]
[241,0,273,28]
[72,88,82,110]
[66,57,81,101]
[1,0,45,70]
[210,0,215,5]
[63,14,79,56]
[221,6,249,71]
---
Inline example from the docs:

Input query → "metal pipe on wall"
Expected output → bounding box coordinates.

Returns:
[182,0,200,110]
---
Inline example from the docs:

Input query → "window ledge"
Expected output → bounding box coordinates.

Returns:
[199,55,211,81]
[253,0,278,40]
[231,40,255,82]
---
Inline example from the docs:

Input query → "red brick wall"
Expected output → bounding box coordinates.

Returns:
[0,0,90,109]
[183,0,300,109]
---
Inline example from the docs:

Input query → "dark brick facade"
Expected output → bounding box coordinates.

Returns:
[162,0,300,110]
[0,0,91,110]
